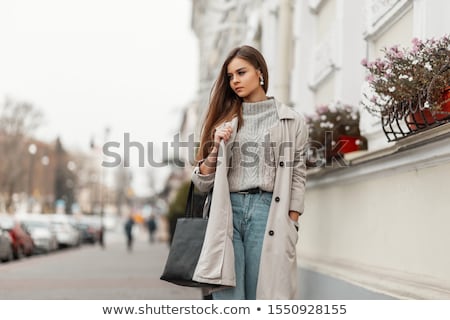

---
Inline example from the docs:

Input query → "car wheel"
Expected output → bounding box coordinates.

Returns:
[7,247,13,262]
[25,247,33,257]
[14,246,24,260]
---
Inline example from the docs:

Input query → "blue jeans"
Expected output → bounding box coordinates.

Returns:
[213,192,272,300]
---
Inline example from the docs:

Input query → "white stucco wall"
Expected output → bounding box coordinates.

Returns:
[299,129,450,298]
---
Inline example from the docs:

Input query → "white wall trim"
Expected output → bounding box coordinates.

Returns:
[299,252,450,299]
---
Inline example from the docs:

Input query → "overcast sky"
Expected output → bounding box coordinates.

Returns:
[0,0,199,195]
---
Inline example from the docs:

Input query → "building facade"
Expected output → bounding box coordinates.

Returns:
[189,0,450,299]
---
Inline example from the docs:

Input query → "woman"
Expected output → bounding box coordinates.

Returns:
[191,45,308,299]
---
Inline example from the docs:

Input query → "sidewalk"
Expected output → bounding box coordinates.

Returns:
[95,227,205,300]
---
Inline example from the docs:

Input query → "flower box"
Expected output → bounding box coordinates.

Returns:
[406,87,450,131]
[336,135,366,154]
[306,102,367,166]
[361,35,450,141]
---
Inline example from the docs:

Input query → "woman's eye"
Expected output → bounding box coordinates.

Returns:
[238,71,245,75]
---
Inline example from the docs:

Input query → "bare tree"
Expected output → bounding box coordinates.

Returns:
[0,97,43,212]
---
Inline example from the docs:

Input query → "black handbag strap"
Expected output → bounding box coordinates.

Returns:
[184,182,195,218]
[184,182,211,219]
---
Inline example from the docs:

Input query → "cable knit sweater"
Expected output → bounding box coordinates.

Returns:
[228,98,279,192]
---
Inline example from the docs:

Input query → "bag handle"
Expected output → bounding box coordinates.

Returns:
[184,182,212,219]
[184,182,195,218]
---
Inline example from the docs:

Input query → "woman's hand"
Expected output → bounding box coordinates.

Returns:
[214,123,233,144]
[199,123,232,175]
[289,210,300,222]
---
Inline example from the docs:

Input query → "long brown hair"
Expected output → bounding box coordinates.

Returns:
[196,45,269,161]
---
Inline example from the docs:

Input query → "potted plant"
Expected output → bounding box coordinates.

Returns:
[305,102,367,166]
[361,34,450,141]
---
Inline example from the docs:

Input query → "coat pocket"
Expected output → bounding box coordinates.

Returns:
[286,216,299,248]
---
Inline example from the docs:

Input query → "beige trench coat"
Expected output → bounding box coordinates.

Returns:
[191,99,308,299]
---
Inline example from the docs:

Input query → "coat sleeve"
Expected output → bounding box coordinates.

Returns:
[290,114,308,215]
[191,159,215,193]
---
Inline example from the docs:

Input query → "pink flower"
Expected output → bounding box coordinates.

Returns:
[395,51,404,59]
[317,105,329,114]
[388,45,400,54]
[411,37,422,52]
[365,75,375,83]
[411,37,420,46]
[375,59,385,70]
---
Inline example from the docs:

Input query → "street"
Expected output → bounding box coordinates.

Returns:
[0,229,203,300]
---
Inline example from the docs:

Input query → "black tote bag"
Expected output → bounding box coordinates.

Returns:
[160,182,217,288]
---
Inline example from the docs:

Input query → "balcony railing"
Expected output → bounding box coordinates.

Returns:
[381,89,450,142]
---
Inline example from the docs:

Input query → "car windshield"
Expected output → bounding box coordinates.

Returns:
[23,220,49,229]
[0,217,14,230]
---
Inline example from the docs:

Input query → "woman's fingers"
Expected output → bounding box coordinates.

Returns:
[214,125,233,143]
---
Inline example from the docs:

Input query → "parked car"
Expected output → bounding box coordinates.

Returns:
[49,214,81,248]
[0,215,34,259]
[72,215,103,244]
[17,214,58,254]
[0,229,14,262]
[72,220,98,244]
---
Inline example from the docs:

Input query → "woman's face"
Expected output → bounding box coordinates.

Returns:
[227,57,265,102]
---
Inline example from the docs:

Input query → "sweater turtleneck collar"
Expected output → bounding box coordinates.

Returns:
[242,97,275,116]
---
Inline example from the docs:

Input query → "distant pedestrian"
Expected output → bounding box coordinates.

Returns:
[146,215,157,243]
[124,216,134,251]
[98,225,105,249]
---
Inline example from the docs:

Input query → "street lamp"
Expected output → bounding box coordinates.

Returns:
[99,127,110,249]
[67,160,76,172]
[28,144,37,155]
[41,155,50,212]
[66,160,77,214]
[41,155,49,166]
[27,143,37,212]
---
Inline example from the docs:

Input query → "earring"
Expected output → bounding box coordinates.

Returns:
[260,75,264,86]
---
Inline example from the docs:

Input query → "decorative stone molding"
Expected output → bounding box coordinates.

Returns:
[308,0,326,13]
[245,10,261,42]
[368,0,400,24]
[308,27,338,89]
[365,0,413,39]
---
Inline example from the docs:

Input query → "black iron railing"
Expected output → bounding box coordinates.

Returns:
[381,56,450,142]
[381,95,450,142]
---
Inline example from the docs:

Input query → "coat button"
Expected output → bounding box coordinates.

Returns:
[275,196,280,202]
[279,161,284,167]
[269,230,274,236]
